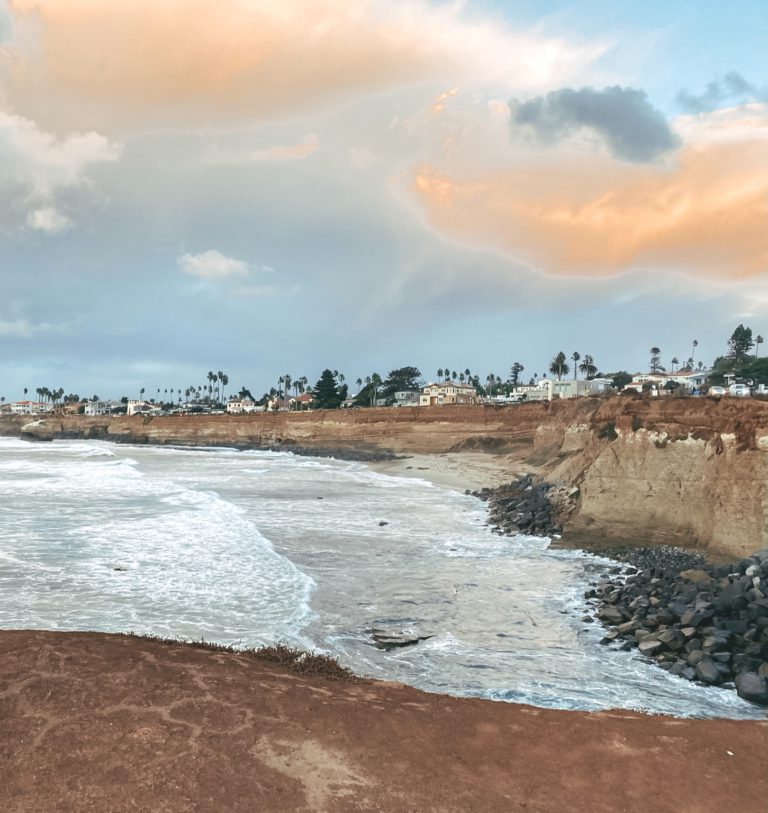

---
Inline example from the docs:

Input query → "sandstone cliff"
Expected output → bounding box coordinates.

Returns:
[2,396,767,558]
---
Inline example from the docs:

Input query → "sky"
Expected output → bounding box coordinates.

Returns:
[0,0,766,399]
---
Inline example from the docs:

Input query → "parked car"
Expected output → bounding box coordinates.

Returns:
[728,383,751,397]
[707,386,726,396]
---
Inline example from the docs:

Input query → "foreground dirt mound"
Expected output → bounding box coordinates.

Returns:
[1,631,766,812]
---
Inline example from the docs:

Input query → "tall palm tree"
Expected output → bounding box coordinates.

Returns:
[691,339,698,362]
[571,351,581,380]
[437,368,444,380]
[756,335,764,358]
[370,373,382,407]
[670,357,679,372]
[579,355,597,380]
[356,377,363,393]
[283,374,291,408]
[549,352,569,381]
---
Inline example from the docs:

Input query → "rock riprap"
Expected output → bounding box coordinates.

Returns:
[587,546,768,706]
[470,475,575,537]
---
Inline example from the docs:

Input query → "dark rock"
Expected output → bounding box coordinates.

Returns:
[734,672,768,704]
[695,659,721,684]
[687,651,706,667]
[598,606,624,625]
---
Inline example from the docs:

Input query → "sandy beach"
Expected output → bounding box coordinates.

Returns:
[368,451,520,492]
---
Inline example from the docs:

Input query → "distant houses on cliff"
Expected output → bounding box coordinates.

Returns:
[2,367,763,417]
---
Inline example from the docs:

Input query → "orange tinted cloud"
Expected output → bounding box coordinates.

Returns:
[3,0,600,133]
[411,137,768,279]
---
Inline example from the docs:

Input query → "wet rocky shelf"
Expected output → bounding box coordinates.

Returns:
[586,545,768,706]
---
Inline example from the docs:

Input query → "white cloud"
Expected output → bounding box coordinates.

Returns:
[177,250,251,280]
[0,110,122,196]
[26,206,72,234]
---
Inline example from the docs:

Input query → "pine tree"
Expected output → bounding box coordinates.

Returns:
[312,369,342,409]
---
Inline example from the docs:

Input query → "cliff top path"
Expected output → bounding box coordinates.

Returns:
[1,631,766,812]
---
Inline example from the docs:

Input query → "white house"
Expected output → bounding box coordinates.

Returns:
[84,400,122,416]
[126,399,157,416]
[226,397,258,414]
[626,370,708,394]
[10,401,51,415]
[525,377,611,401]
[393,390,420,407]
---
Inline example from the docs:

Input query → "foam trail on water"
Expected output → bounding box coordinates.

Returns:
[0,438,762,719]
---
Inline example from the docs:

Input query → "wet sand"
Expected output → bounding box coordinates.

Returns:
[368,451,521,492]
[1,630,766,812]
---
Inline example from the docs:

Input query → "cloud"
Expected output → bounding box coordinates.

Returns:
[205,134,319,164]
[509,86,679,162]
[177,250,251,280]
[409,122,768,279]
[1,0,605,132]
[0,110,121,194]
[26,206,72,233]
[678,72,767,113]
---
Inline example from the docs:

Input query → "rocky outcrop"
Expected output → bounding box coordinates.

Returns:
[587,546,768,706]
[2,396,768,558]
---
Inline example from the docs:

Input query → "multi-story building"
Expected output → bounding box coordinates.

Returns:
[419,381,477,406]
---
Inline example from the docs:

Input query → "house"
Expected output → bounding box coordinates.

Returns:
[226,396,258,414]
[526,378,612,401]
[126,399,158,416]
[393,390,420,407]
[84,400,122,416]
[626,370,708,394]
[419,381,477,406]
[10,400,51,415]
[289,392,315,410]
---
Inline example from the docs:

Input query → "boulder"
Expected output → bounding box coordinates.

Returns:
[695,659,721,684]
[638,637,664,657]
[734,672,768,704]
[597,606,624,625]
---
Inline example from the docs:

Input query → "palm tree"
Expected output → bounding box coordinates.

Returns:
[571,351,581,380]
[283,374,291,408]
[370,373,382,407]
[220,373,228,402]
[437,368,444,381]
[356,377,363,393]
[756,335,764,358]
[670,357,679,372]
[691,339,698,363]
[578,355,597,379]
[139,387,145,402]
[549,352,569,381]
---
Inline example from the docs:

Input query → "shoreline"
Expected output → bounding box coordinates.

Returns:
[366,451,522,492]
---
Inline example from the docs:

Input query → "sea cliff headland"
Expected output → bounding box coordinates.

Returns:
[4,395,768,559]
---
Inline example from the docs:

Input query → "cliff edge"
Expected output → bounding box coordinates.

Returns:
[2,396,767,558]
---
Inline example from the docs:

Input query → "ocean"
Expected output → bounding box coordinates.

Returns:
[0,437,761,719]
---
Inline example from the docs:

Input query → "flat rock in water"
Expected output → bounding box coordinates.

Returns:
[370,629,433,651]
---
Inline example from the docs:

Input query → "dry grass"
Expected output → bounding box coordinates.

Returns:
[125,634,358,681]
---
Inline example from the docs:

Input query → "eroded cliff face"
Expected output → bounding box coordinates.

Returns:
[2,396,767,558]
